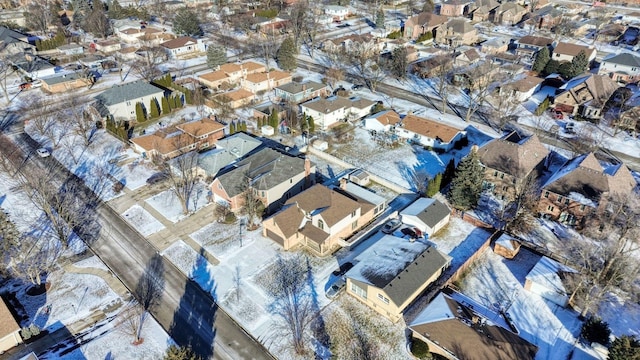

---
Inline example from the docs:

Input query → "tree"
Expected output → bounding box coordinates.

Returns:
[567,50,589,79]
[426,173,442,197]
[608,335,640,360]
[532,46,550,73]
[206,46,227,69]
[448,150,484,210]
[276,37,298,71]
[117,302,148,344]
[288,1,311,47]
[266,255,316,355]
[325,67,344,90]
[239,175,265,228]
[131,47,166,81]
[82,3,111,38]
[307,115,315,133]
[543,59,561,76]
[269,109,279,129]
[173,8,202,36]
[442,158,456,189]
[23,0,60,34]
[499,173,539,235]
[0,210,19,276]
[161,96,171,114]
[375,8,385,28]
[149,98,160,119]
[68,96,97,147]
[164,345,202,360]
[422,0,435,12]
[135,102,146,123]
[389,47,408,79]
[581,317,611,345]
[162,150,201,215]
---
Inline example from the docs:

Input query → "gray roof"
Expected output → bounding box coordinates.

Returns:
[301,96,351,114]
[198,133,263,177]
[276,80,327,95]
[341,181,386,206]
[401,198,451,228]
[602,52,640,68]
[216,147,309,197]
[41,72,85,85]
[0,26,27,44]
[95,80,164,106]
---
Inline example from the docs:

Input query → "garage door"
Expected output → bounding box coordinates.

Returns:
[266,229,285,247]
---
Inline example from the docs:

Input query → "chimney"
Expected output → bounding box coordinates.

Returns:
[339,177,348,190]
[302,83,307,91]
[304,156,312,186]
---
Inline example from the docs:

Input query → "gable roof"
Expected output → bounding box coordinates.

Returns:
[216,88,255,102]
[160,36,197,49]
[244,70,291,84]
[410,292,538,360]
[95,80,164,106]
[370,110,401,125]
[517,35,553,47]
[0,296,20,339]
[602,52,640,68]
[445,18,475,34]
[0,26,28,44]
[176,117,225,136]
[197,133,263,177]
[348,236,451,306]
[285,184,361,227]
[478,131,549,178]
[553,42,594,57]
[526,256,576,294]
[130,128,194,156]
[407,12,448,28]
[41,72,89,86]
[275,80,327,95]
[301,96,352,114]
[401,114,464,143]
[556,74,620,106]
[503,75,544,92]
[401,198,451,229]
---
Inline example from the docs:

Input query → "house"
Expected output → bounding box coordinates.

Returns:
[262,180,385,255]
[551,42,596,64]
[598,23,627,43]
[538,153,636,225]
[525,6,563,30]
[403,12,448,40]
[469,0,500,22]
[323,34,382,56]
[396,114,466,151]
[409,291,538,360]
[553,74,620,119]
[58,43,84,56]
[454,48,481,65]
[345,235,451,322]
[493,2,527,25]
[477,132,550,201]
[300,96,352,130]
[325,5,349,20]
[411,55,455,78]
[525,257,577,307]
[598,52,640,84]
[194,133,263,178]
[214,89,256,109]
[116,46,138,61]
[400,197,451,237]
[160,36,206,59]
[439,0,473,17]
[514,35,553,59]
[616,106,640,133]
[116,27,164,43]
[41,72,93,93]
[0,26,32,55]
[499,75,544,102]
[0,296,22,353]
[198,70,232,90]
[130,117,226,159]
[199,61,266,90]
[253,102,288,123]
[211,148,315,213]
[434,19,478,47]
[348,98,376,120]
[362,110,401,133]
[94,81,165,122]
[93,40,122,53]
[240,70,292,93]
[12,56,56,79]
[274,80,330,104]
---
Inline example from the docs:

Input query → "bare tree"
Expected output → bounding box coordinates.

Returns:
[266,254,316,355]
[239,175,265,229]
[24,0,59,34]
[434,64,452,114]
[491,87,523,131]
[117,301,148,344]
[131,47,166,81]
[0,55,15,104]
[324,67,344,90]
[66,96,97,147]
[0,210,20,277]
[162,146,201,215]
[495,173,540,235]
[288,0,311,48]
[8,232,62,286]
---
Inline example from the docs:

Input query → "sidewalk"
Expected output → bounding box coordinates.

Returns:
[64,263,131,300]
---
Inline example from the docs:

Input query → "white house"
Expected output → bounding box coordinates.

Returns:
[300,96,352,130]
[362,110,401,133]
[500,75,544,102]
[94,80,165,122]
[524,256,577,307]
[58,43,84,56]
[552,42,596,64]
[396,114,466,151]
[349,98,376,120]
[0,297,22,353]
[598,52,640,84]
[400,198,451,238]
[325,5,349,21]
[160,36,206,59]
[13,56,56,80]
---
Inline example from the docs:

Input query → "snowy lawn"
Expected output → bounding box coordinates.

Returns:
[161,240,218,299]
[430,217,492,269]
[145,182,209,223]
[73,256,110,272]
[190,221,257,260]
[122,205,165,236]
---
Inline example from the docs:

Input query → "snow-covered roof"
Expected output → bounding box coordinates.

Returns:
[495,233,518,251]
[400,197,451,228]
[526,256,576,295]
[339,181,386,207]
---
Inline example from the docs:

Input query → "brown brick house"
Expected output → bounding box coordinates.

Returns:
[403,12,448,40]
[553,74,620,119]
[434,19,478,47]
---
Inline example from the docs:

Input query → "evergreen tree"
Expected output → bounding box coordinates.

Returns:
[161,96,171,114]
[442,158,456,189]
[608,335,640,360]
[108,0,125,19]
[568,50,589,78]
[229,121,236,134]
[426,173,442,197]
[206,46,227,69]
[276,37,298,71]
[375,8,385,28]
[149,98,160,119]
[269,110,279,129]
[535,97,550,116]
[581,317,611,346]
[532,46,550,73]
[173,95,182,109]
[307,115,315,133]
[135,102,146,123]
[163,345,202,360]
[543,59,561,76]
[448,150,484,210]
[173,8,202,36]
[390,46,408,79]
[184,90,193,105]
[241,121,247,132]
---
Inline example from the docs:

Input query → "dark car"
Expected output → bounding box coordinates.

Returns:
[146,172,169,185]
[332,262,354,277]
[401,227,418,238]
[351,84,364,90]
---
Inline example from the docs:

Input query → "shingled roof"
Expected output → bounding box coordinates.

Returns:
[602,52,640,68]
[402,114,465,143]
[0,296,20,341]
[477,132,549,178]
[553,42,594,57]
[95,80,164,106]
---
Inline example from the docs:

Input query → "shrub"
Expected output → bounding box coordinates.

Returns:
[20,326,32,340]
[416,32,433,43]
[411,337,432,359]
[581,317,611,345]
[224,212,237,224]
[387,30,402,39]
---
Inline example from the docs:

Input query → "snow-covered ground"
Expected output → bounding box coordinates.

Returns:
[145,183,209,223]
[122,205,165,236]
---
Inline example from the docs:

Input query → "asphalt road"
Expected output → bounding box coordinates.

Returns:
[6,132,273,360]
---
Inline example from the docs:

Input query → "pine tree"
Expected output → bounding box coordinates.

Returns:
[568,50,589,79]
[608,335,640,360]
[161,96,171,114]
[543,59,561,76]
[173,8,202,36]
[532,46,550,73]
[206,46,227,69]
[375,8,385,28]
[229,121,236,134]
[276,37,298,71]
[184,90,193,105]
[173,95,182,108]
[448,150,484,210]
[269,110,279,129]
[426,173,442,197]
[390,46,408,79]
[240,121,247,132]
[307,115,315,133]
[442,158,456,189]
[135,102,146,123]
[149,98,160,119]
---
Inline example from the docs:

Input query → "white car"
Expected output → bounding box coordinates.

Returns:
[326,278,346,299]
[36,148,50,158]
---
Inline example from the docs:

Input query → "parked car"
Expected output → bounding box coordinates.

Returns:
[382,218,402,234]
[565,122,575,134]
[326,278,346,299]
[332,262,354,277]
[36,148,50,158]
[401,227,418,239]
[351,84,364,90]
[146,172,169,184]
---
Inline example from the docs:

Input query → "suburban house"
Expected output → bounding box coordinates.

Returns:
[58,43,84,56]
[214,89,256,109]
[439,0,473,17]
[412,55,455,77]
[454,48,481,65]
[477,132,550,201]
[345,235,451,322]
[0,26,32,54]
[160,36,206,59]
[300,96,353,130]
[434,19,478,47]
[538,152,636,225]
[12,56,56,79]
[348,98,376,120]
[240,70,292,93]
[400,197,451,238]
[493,2,527,25]
[253,102,288,122]
[616,106,640,133]
[395,114,466,151]
[274,80,330,104]
[403,12,448,40]
[322,34,382,56]
[479,37,509,54]
[325,5,349,20]
[409,291,538,360]
[524,256,577,307]
[362,110,401,133]
[598,52,640,84]
[41,72,93,93]
[94,80,165,122]
[469,0,500,22]
[116,26,164,44]
[93,40,122,53]
[553,74,620,119]
[130,117,226,159]
[499,75,545,102]
[0,296,22,353]
[514,35,553,59]
[262,180,386,255]
[210,148,315,213]
[194,133,263,178]
[198,61,266,90]
[551,42,597,64]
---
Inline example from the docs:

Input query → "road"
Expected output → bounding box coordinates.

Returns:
[4,131,273,360]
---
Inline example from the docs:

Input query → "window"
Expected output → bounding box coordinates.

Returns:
[126,101,131,106]
[290,179,293,184]
[500,173,504,179]
[351,220,358,230]
[351,210,356,217]
[377,293,390,304]
[351,283,367,299]
[557,195,564,203]
[580,204,586,211]
[493,171,498,177]
[502,186,508,191]
[547,205,555,212]
[544,191,549,198]
[564,198,569,205]
[318,219,324,230]
[261,191,265,197]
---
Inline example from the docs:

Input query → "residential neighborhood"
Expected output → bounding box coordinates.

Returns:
[0,0,639,359]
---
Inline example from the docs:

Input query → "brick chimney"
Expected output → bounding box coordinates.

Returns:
[304,156,312,186]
